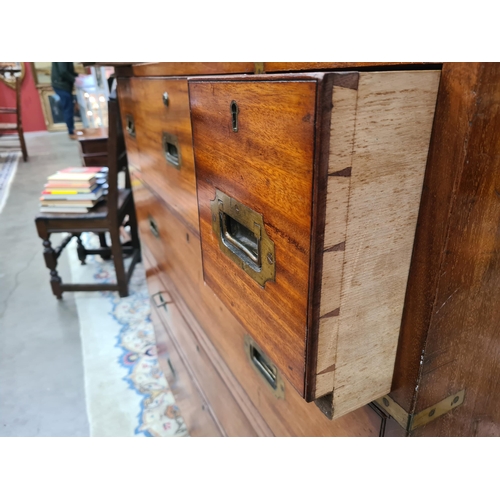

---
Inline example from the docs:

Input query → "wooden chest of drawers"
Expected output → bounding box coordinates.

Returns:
[115,62,500,437]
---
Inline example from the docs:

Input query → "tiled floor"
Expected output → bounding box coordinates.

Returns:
[0,132,90,436]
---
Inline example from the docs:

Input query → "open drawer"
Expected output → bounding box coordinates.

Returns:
[189,70,441,418]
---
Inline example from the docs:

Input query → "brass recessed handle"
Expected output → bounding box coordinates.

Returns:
[125,114,135,137]
[162,132,181,169]
[149,216,159,238]
[211,189,275,287]
[244,335,284,399]
[220,212,259,266]
[152,291,171,309]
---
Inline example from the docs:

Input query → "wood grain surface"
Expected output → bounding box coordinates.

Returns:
[148,255,259,437]
[326,71,441,418]
[159,239,384,436]
[133,77,200,234]
[116,78,142,170]
[389,64,492,418]
[398,63,500,436]
[314,83,358,397]
[134,175,383,436]
[135,180,262,436]
[190,79,318,395]
[114,62,433,77]
[147,265,222,436]
[132,62,255,77]
[264,63,433,73]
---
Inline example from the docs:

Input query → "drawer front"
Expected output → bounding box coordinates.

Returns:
[133,175,383,436]
[79,138,107,155]
[190,78,318,395]
[143,242,258,436]
[132,175,201,301]
[82,154,107,167]
[133,78,199,234]
[116,78,142,170]
[147,284,222,437]
[149,306,221,437]
[166,258,383,436]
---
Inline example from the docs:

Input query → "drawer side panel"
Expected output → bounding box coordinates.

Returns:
[317,70,441,415]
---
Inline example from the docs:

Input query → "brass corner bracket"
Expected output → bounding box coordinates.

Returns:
[374,389,465,432]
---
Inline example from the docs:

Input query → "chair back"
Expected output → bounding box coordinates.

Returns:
[15,76,22,129]
[105,97,128,224]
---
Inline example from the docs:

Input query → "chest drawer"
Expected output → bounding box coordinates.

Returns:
[116,78,142,170]
[131,174,384,435]
[131,78,199,234]
[189,71,441,417]
[143,245,258,436]
[146,266,221,437]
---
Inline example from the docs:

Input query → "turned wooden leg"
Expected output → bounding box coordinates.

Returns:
[98,232,112,260]
[42,238,63,300]
[98,232,108,248]
[128,206,141,263]
[18,128,28,162]
[109,226,128,298]
[75,233,87,265]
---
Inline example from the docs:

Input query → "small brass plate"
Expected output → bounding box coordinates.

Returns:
[210,189,275,287]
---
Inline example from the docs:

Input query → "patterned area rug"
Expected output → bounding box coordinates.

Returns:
[67,233,188,437]
[0,152,20,214]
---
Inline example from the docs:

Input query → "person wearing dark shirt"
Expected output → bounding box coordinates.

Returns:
[51,62,78,139]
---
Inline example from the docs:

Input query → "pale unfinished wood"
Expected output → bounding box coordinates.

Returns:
[316,71,441,416]
[315,84,358,396]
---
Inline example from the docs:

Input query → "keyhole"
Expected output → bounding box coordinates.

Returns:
[231,100,239,132]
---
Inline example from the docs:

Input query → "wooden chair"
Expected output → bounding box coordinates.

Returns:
[35,97,141,299]
[0,75,28,161]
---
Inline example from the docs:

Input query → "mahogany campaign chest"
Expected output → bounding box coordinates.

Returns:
[114,62,500,436]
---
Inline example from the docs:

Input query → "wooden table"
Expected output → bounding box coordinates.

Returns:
[76,127,108,166]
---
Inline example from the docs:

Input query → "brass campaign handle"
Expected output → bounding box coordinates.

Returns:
[244,335,284,399]
[148,216,160,239]
[125,114,135,137]
[210,189,275,288]
[162,132,181,169]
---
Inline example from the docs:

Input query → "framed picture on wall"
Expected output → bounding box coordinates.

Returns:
[39,87,83,132]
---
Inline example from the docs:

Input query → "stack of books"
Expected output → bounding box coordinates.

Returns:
[39,167,108,213]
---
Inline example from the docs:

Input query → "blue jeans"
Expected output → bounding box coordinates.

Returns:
[54,88,75,134]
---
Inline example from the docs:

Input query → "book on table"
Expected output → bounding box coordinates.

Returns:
[39,206,92,213]
[40,197,103,207]
[57,166,108,174]
[41,186,104,200]
[40,167,108,213]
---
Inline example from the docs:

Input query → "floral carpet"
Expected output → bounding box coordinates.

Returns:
[67,233,188,437]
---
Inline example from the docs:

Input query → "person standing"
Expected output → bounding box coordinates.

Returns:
[51,62,78,139]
